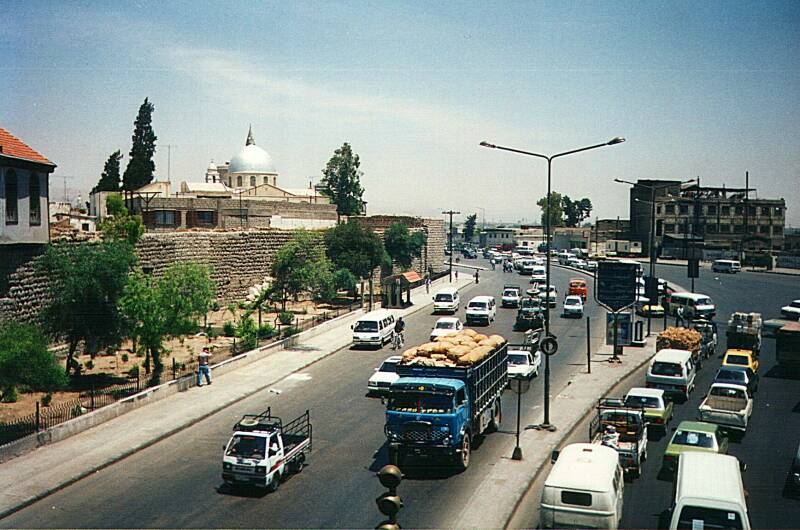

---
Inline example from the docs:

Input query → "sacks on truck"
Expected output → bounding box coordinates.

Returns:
[401,329,507,368]
[657,327,701,360]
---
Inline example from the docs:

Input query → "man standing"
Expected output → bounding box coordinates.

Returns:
[425,276,431,294]
[197,347,212,386]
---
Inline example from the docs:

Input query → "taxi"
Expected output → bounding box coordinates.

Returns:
[722,349,759,374]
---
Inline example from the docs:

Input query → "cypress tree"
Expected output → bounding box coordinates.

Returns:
[92,150,123,193]
[122,98,157,191]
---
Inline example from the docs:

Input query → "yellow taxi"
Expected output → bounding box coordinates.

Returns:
[722,349,759,373]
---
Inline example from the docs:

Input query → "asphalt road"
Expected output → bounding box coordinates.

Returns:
[617,264,800,529]
[1,259,607,529]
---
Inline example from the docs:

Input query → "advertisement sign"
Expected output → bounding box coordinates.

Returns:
[606,312,633,346]
[596,261,638,311]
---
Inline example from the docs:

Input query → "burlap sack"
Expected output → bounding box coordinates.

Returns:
[462,328,478,337]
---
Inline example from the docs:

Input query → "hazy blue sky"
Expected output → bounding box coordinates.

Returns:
[4,1,799,225]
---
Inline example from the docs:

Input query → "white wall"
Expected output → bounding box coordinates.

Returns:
[0,166,49,244]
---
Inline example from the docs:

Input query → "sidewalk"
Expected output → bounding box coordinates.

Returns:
[0,274,472,519]
[454,334,658,529]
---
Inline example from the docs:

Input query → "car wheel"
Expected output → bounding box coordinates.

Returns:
[455,433,471,471]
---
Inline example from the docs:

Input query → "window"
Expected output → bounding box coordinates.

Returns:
[4,170,18,224]
[561,491,592,507]
[706,205,715,215]
[733,224,744,234]
[758,225,769,234]
[679,204,689,215]
[774,226,783,235]
[29,173,41,225]
[665,223,675,234]
[747,225,756,234]
[455,389,466,407]
[154,210,178,226]
[665,204,675,215]
[775,207,783,216]
[237,175,243,187]
[250,176,256,187]
[706,224,717,234]
[81,223,90,231]
[748,206,756,216]
[656,205,662,214]
[735,206,743,215]
[721,206,730,216]
[719,224,730,233]
[761,207,770,216]
[263,176,269,185]
[197,211,215,225]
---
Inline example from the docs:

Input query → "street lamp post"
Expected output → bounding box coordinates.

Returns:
[443,210,460,282]
[616,178,695,337]
[481,137,625,428]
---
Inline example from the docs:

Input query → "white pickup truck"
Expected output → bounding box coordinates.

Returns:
[590,399,648,478]
[697,383,753,433]
[222,408,312,492]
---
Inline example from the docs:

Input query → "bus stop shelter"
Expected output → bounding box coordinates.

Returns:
[381,271,422,308]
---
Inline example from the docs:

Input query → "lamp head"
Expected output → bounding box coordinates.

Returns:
[479,141,496,148]
[607,137,626,145]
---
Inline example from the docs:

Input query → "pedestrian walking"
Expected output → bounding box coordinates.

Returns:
[197,347,212,386]
[475,270,480,284]
[676,306,685,328]
[455,269,459,280]
[491,261,496,271]
[425,276,431,294]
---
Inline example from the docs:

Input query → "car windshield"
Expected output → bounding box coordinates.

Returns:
[507,353,529,365]
[436,321,455,329]
[388,393,454,414]
[672,430,716,448]
[469,302,487,309]
[652,361,683,377]
[379,361,398,373]
[521,299,540,309]
[710,386,745,399]
[716,370,745,383]
[791,301,800,308]
[565,298,580,306]
[435,294,453,302]
[696,297,713,306]
[504,290,518,297]
[354,321,378,332]
[226,434,267,460]
[726,355,749,366]
[624,395,661,409]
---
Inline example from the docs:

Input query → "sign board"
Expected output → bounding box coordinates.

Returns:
[606,312,633,346]
[687,259,700,278]
[596,261,639,311]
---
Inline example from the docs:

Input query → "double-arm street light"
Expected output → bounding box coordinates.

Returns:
[614,178,695,336]
[480,136,625,428]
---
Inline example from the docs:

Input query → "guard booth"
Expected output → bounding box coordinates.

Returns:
[381,271,422,308]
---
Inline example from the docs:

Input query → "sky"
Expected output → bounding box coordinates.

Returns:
[3,0,800,226]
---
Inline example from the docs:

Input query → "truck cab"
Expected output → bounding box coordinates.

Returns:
[502,284,522,308]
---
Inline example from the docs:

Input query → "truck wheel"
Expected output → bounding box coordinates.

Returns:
[293,453,306,473]
[268,472,282,493]
[456,433,471,471]
[489,402,502,432]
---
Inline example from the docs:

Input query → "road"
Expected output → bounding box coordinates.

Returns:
[617,264,800,529]
[1,259,606,529]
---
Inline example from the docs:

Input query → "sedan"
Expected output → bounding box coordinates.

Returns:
[367,356,401,395]
[562,295,584,318]
[537,285,558,308]
[624,387,673,433]
[430,317,463,341]
[506,349,541,380]
[714,366,759,395]
[782,299,800,320]
[663,421,728,471]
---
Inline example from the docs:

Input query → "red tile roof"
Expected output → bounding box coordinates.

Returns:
[0,127,54,166]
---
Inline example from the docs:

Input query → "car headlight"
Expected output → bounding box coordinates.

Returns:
[368,381,377,387]
[256,466,266,474]
[223,462,232,470]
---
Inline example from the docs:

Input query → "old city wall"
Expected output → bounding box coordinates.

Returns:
[0,217,445,324]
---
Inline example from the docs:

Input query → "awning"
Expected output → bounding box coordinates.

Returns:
[401,271,422,283]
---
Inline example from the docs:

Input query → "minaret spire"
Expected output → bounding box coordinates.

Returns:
[246,124,255,146]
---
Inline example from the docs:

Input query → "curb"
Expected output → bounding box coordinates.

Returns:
[0,276,471,520]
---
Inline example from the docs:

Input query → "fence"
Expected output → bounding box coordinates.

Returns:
[0,299,365,447]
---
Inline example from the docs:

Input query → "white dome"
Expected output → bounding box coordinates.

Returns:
[228,127,276,174]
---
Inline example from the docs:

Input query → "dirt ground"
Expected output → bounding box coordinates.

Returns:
[0,298,355,423]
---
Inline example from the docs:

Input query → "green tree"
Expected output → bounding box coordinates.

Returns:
[0,323,67,402]
[463,213,477,243]
[578,198,593,222]
[333,268,358,296]
[271,231,334,311]
[92,150,123,193]
[324,220,384,279]
[320,143,365,218]
[384,223,426,271]
[99,195,144,246]
[119,263,215,381]
[536,192,564,227]
[106,194,127,216]
[37,242,137,376]
[562,195,580,227]
[122,98,157,191]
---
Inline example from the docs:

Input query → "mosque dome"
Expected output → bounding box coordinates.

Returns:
[228,127,276,174]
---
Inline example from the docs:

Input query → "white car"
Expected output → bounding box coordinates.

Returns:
[367,356,401,395]
[573,259,587,269]
[531,266,546,284]
[466,295,497,325]
[502,286,522,308]
[537,285,558,308]
[430,317,463,341]
[507,348,541,380]
[562,295,584,318]
[782,300,800,320]
[585,261,598,272]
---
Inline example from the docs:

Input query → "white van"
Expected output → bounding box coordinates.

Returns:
[712,259,741,274]
[669,452,750,530]
[665,292,716,319]
[646,349,696,401]
[351,310,395,348]
[465,295,496,325]
[432,287,460,314]
[541,443,624,529]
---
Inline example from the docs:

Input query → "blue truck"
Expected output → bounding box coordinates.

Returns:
[383,343,509,470]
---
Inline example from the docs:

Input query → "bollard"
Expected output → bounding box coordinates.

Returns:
[586,316,591,374]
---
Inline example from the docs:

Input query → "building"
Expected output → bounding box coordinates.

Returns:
[630,179,787,254]
[552,227,591,251]
[594,218,630,243]
[0,127,56,296]
[480,226,517,248]
[515,226,544,250]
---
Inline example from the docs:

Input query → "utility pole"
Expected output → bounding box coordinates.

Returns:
[164,144,178,183]
[442,210,460,282]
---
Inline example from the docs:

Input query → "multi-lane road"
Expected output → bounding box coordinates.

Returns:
[0,259,607,529]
